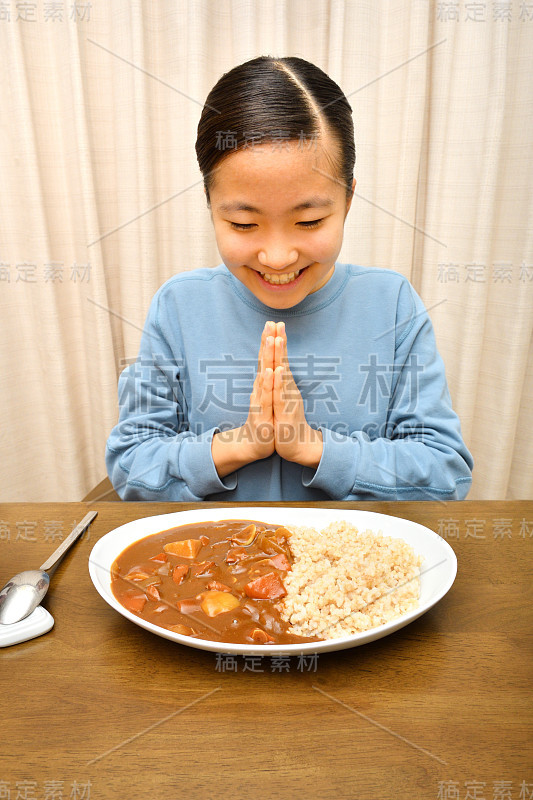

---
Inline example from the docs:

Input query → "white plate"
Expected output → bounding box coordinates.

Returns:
[88,507,457,656]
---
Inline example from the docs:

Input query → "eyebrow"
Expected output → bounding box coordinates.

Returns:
[217,197,335,214]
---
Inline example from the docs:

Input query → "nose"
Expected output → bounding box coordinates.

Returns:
[257,240,299,271]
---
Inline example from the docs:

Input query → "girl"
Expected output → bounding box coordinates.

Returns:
[106,55,473,501]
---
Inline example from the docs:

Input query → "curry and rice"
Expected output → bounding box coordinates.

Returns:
[110,519,423,645]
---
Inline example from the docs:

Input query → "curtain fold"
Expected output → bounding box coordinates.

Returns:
[0,0,531,500]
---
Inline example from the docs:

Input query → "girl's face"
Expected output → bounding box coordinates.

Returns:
[208,139,355,310]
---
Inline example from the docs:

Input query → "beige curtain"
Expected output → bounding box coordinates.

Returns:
[0,0,531,501]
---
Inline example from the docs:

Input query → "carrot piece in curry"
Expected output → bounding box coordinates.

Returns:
[244,572,287,600]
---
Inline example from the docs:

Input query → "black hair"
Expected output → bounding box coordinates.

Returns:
[195,55,355,204]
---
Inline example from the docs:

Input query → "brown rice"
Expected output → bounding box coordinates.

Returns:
[279,521,423,639]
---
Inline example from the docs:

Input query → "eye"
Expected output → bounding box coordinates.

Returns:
[298,219,324,229]
[229,222,255,231]
[229,219,324,231]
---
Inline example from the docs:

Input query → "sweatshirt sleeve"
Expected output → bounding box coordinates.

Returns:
[105,289,237,501]
[302,280,474,501]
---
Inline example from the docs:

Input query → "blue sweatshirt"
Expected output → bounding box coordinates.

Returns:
[106,263,473,501]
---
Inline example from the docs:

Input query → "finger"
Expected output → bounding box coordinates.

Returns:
[249,368,263,412]
[272,364,286,413]
[251,365,272,413]
[257,321,275,371]
[257,328,265,372]
[264,335,275,373]
[275,335,288,371]
[263,366,274,390]
[275,322,287,362]
[260,367,274,412]
[275,363,301,416]
[273,364,286,405]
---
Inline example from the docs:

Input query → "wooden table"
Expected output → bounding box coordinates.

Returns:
[1,501,531,800]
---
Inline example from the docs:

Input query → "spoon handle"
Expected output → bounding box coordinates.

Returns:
[39,511,98,572]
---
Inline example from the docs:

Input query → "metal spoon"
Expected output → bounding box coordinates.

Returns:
[0,510,98,625]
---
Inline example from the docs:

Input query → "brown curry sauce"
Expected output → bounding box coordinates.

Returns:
[110,519,322,645]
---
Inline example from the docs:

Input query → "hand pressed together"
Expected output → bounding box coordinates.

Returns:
[211,321,323,478]
[263,321,323,465]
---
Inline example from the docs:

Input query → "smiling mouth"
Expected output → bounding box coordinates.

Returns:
[257,266,308,285]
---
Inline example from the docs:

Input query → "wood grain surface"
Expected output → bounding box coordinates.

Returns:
[1,501,531,800]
